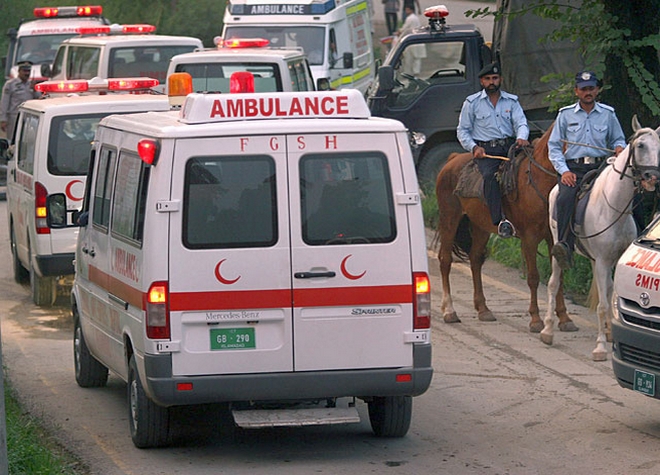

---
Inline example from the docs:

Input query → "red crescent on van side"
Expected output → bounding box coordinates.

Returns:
[65,180,84,201]
[214,259,241,285]
[340,255,366,280]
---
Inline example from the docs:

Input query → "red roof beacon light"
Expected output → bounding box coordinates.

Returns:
[34,5,103,18]
[424,5,449,31]
[35,79,89,94]
[107,77,159,91]
[230,71,255,93]
[138,139,159,166]
[222,38,270,49]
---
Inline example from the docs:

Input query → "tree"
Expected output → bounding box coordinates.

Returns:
[469,0,660,135]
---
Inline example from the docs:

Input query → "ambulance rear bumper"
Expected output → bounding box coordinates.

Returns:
[142,344,433,407]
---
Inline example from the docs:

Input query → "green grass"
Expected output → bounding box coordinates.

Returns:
[422,190,592,301]
[4,380,87,475]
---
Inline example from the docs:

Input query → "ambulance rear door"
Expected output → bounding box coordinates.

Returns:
[168,135,293,377]
[288,131,414,371]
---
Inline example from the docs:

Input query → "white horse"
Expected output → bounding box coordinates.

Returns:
[543,118,660,361]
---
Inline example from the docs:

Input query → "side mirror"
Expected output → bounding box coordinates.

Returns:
[316,78,331,91]
[40,63,52,78]
[46,193,81,228]
[342,52,353,70]
[376,65,395,93]
[0,138,8,161]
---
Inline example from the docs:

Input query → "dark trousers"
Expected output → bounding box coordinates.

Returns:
[555,161,600,250]
[476,144,509,225]
[385,13,398,36]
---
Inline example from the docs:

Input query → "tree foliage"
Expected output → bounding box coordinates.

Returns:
[467,0,660,134]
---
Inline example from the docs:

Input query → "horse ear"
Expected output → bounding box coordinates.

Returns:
[632,114,641,132]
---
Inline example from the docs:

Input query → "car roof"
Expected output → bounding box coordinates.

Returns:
[19,94,170,115]
[60,34,203,48]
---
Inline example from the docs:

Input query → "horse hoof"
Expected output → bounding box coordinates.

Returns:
[558,321,579,332]
[540,332,553,346]
[592,349,608,362]
[529,321,543,333]
[478,310,496,322]
[444,312,461,324]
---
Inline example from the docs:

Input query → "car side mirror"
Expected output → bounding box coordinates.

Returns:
[376,65,395,93]
[40,63,52,78]
[317,78,331,91]
[46,193,81,228]
[0,138,8,161]
[343,52,353,70]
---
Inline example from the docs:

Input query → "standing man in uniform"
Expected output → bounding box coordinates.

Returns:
[457,62,530,238]
[548,70,626,269]
[0,61,41,141]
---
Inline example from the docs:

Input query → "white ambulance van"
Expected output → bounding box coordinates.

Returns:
[222,0,376,93]
[6,79,169,306]
[4,5,109,82]
[65,81,432,448]
[612,216,660,400]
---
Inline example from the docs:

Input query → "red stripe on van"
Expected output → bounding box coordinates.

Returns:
[170,289,292,311]
[89,265,143,309]
[294,285,412,307]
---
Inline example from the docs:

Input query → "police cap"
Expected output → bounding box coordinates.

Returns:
[478,62,501,78]
[575,70,599,88]
[18,61,33,71]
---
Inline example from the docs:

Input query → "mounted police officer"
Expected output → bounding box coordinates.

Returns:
[549,70,626,270]
[0,61,41,141]
[457,62,530,238]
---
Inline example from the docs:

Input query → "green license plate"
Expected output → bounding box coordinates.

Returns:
[633,369,655,396]
[210,328,256,350]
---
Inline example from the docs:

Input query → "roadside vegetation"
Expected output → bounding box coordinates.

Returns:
[4,382,86,474]
[422,190,592,303]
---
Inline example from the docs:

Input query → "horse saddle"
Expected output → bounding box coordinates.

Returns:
[454,150,523,200]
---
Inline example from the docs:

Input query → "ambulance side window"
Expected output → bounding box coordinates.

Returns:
[300,153,396,245]
[16,113,39,174]
[183,155,277,249]
[67,46,100,80]
[48,113,103,176]
[92,148,117,230]
[111,152,149,244]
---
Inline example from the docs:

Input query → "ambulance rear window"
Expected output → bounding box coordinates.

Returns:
[109,45,199,84]
[174,62,282,93]
[48,113,104,176]
[183,156,277,249]
[300,153,396,245]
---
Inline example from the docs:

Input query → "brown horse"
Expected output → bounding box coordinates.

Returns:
[435,127,577,332]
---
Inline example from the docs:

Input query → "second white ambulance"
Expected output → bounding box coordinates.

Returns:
[65,81,432,447]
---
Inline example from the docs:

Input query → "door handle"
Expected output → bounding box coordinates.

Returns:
[88,248,95,257]
[294,271,336,279]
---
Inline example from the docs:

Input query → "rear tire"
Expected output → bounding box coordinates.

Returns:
[11,225,28,284]
[29,245,56,307]
[417,142,464,191]
[368,395,412,438]
[128,355,170,448]
[73,310,108,388]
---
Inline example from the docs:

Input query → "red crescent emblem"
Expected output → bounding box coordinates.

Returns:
[214,259,241,285]
[65,180,84,202]
[340,255,366,280]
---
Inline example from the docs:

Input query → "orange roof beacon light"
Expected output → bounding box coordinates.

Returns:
[167,72,193,107]
[34,5,103,18]
[230,71,255,94]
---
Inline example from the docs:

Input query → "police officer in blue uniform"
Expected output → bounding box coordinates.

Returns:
[548,70,626,270]
[457,62,530,238]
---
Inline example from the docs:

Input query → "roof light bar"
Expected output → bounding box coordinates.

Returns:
[77,23,156,36]
[222,38,270,49]
[35,77,159,94]
[34,5,103,18]
[35,79,89,93]
[107,78,159,90]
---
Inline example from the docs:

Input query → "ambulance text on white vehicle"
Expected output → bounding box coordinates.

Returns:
[612,216,660,400]
[222,0,376,93]
[6,79,170,307]
[4,5,109,82]
[65,83,432,448]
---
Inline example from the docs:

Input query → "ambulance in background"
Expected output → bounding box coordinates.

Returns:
[222,0,376,93]
[63,74,432,447]
[4,5,109,82]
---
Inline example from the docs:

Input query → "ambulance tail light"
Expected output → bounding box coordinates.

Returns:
[138,139,159,166]
[35,79,89,94]
[35,182,51,235]
[34,5,103,18]
[168,72,193,107]
[413,272,431,329]
[230,71,255,93]
[222,38,270,49]
[146,281,170,339]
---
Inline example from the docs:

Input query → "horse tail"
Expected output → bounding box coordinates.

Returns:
[453,214,472,260]
[587,277,599,312]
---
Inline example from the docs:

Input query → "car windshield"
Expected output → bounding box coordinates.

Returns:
[16,34,75,65]
[224,26,325,65]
